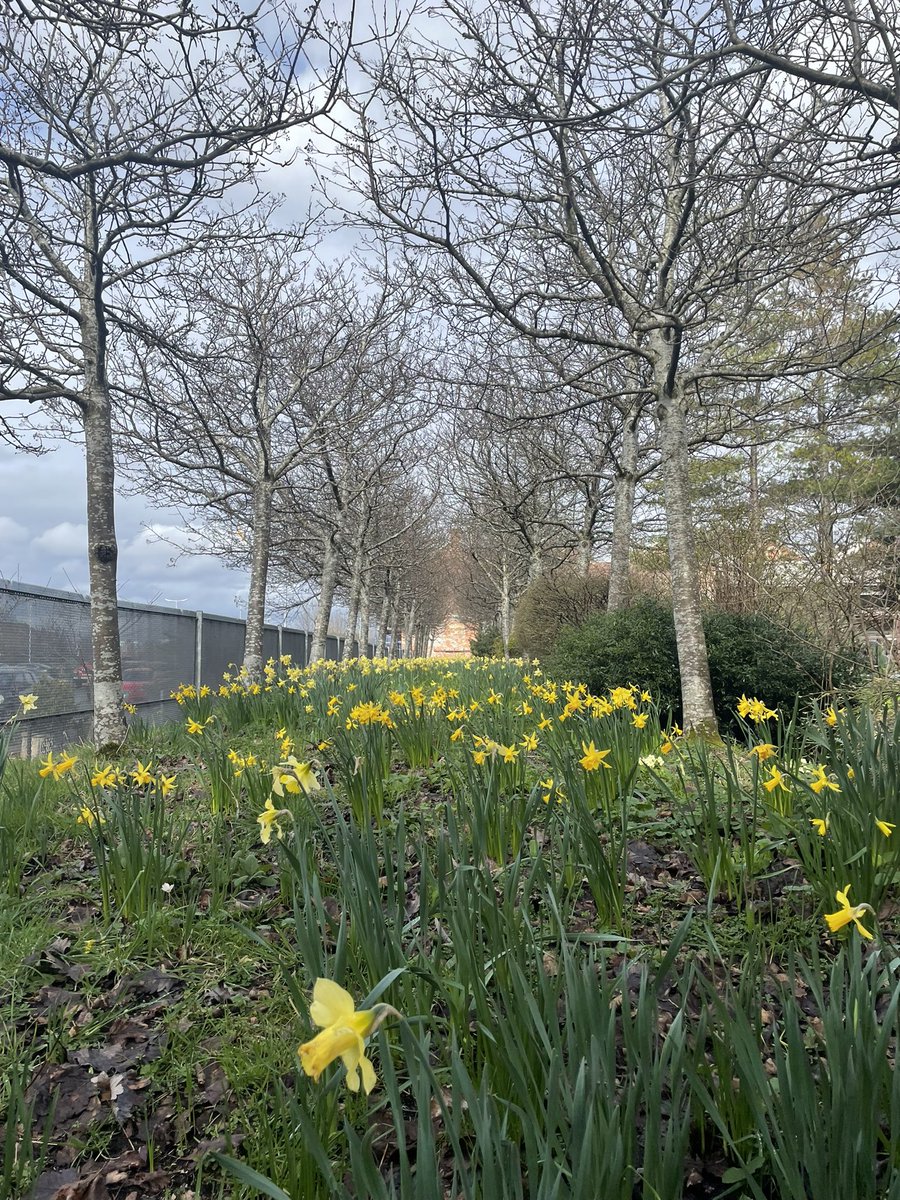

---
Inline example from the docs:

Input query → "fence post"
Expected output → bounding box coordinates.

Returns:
[195,610,203,689]
[278,624,283,662]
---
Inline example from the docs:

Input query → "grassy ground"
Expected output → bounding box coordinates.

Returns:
[1,658,898,1200]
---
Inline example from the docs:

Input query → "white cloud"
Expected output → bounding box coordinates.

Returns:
[32,521,89,555]
[0,516,28,544]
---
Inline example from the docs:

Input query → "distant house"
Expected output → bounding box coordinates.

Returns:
[430,614,477,657]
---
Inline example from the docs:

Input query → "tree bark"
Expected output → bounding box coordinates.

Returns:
[358,570,371,657]
[342,541,364,661]
[83,388,127,746]
[403,599,417,658]
[375,573,391,657]
[498,552,512,660]
[242,475,274,678]
[607,409,639,613]
[654,352,717,734]
[310,531,339,662]
[388,584,402,660]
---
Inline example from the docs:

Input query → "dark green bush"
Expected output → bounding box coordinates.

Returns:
[549,600,681,715]
[470,624,499,657]
[550,600,854,728]
[512,569,609,660]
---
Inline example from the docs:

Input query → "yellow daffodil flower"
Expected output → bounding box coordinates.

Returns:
[39,752,78,781]
[186,718,205,735]
[298,979,395,1094]
[762,766,788,793]
[258,797,287,844]
[810,816,829,837]
[271,757,321,798]
[158,774,177,797]
[748,743,776,762]
[632,712,648,729]
[809,765,840,795]
[91,765,117,789]
[824,706,838,727]
[132,761,154,787]
[520,732,538,751]
[18,693,37,713]
[580,741,611,771]
[875,819,896,838]
[499,744,519,763]
[824,885,874,940]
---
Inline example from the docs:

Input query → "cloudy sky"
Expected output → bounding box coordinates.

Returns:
[0,90,361,625]
[0,433,253,617]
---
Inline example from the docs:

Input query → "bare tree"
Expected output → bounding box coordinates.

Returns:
[330,0,888,731]
[0,3,350,743]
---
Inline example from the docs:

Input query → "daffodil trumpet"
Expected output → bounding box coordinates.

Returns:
[298,978,400,1094]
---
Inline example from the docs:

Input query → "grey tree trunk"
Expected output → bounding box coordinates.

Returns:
[499,553,512,660]
[310,532,339,662]
[358,571,371,657]
[242,476,274,678]
[607,410,639,612]
[83,388,127,747]
[342,542,364,661]
[375,575,391,657]
[388,584,402,660]
[655,364,718,734]
[403,599,417,658]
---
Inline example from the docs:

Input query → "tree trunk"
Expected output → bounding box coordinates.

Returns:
[375,574,391,657]
[342,542,364,661]
[310,532,339,662]
[656,376,718,734]
[83,390,127,746]
[242,476,274,678]
[358,570,371,658]
[499,553,512,660]
[403,599,417,658]
[388,585,402,660]
[607,409,639,612]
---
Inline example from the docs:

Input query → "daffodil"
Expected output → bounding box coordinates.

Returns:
[18,693,37,713]
[91,765,117,789]
[809,765,840,795]
[824,885,874,940]
[258,797,287,844]
[748,743,776,762]
[762,765,788,793]
[824,706,838,727]
[186,718,205,735]
[271,756,321,798]
[298,979,395,1094]
[810,816,829,837]
[499,743,519,763]
[132,761,154,787]
[632,712,648,729]
[158,774,177,798]
[520,732,538,751]
[875,819,895,838]
[77,805,102,827]
[39,752,78,781]
[580,741,611,771]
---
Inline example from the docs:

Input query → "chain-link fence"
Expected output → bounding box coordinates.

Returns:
[0,581,350,756]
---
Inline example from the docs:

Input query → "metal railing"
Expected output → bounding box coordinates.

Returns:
[0,580,362,754]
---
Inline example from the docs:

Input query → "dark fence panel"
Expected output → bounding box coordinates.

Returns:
[0,582,343,755]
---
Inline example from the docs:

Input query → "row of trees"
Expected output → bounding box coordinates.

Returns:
[2,1,900,742]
